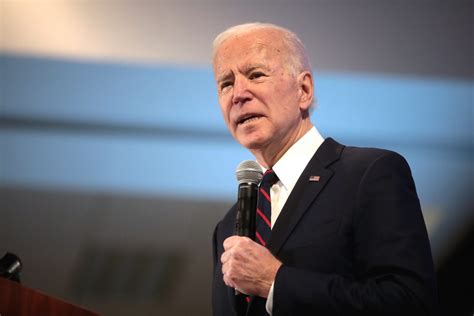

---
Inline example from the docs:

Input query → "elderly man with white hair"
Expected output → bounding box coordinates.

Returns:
[211,22,438,316]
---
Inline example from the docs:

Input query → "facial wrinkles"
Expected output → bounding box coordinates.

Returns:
[215,37,282,76]
[219,43,292,108]
[217,36,298,117]
[213,31,312,167]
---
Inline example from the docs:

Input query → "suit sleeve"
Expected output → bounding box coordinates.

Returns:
[212,222,219,271]
[212,217,244,316]
[272,152,438,315]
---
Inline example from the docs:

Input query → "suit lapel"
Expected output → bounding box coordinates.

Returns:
[267,138,344,256]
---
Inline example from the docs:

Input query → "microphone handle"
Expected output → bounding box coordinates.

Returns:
[235,182,258,240]
[234,182,258,296]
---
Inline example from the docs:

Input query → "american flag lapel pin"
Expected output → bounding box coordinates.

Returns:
[309,175,320,182]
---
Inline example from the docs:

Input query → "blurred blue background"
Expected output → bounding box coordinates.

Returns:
[1,1,472,315]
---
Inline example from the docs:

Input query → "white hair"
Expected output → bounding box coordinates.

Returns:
[212,22,312,77]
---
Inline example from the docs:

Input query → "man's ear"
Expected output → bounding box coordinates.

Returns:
[297,71,314,111]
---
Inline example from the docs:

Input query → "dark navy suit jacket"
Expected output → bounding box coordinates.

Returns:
[212,138,438,315]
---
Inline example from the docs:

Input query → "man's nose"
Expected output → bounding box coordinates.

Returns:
[232,77,252,105]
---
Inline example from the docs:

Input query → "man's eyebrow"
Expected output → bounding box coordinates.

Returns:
[216,64,271,83]
[216,72,233,84]
[243,64,270,74]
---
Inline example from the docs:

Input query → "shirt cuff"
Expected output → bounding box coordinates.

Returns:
[265,281,275,315]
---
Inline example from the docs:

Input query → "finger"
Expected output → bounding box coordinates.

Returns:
[223,235,240,250]
[221,254,235,276]
[220,250,229,264]
[223,273,235,288]
[221,260,227,275]
[222,262,237,288]
[221,245,241,264]
[225,235,254,250]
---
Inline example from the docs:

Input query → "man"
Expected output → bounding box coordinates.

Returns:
[211,23,438,316]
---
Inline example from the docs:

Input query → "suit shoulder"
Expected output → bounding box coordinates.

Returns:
[341,145,408,169]
[329,143,413,183]
[321,138,408,170]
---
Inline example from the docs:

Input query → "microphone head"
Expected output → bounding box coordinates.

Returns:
[236,160,263,184]
[0,252,22,282]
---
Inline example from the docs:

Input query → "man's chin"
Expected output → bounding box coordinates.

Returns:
[237,137,269,151]
[234,128,272,149]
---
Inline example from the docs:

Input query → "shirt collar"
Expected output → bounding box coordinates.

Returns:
[261,126,324,192]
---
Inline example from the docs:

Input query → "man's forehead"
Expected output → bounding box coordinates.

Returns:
[215,29,284,57]
[226,31,283,51]
[214,36,285,74]
[216,42,271,61]
[215,62,272,81]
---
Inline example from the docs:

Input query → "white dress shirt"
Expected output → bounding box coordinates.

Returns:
[260,126,324,314]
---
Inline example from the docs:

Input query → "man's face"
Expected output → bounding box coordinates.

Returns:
[213,30,308,154]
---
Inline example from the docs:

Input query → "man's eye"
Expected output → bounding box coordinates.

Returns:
[249,72,265,79]
[220,82,232,90]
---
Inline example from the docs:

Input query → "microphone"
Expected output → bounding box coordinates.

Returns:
[234,160,263,241]
[0,252,22,283]
[234,161,262,296]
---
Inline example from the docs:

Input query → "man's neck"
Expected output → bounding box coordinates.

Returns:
[253,121,314,168]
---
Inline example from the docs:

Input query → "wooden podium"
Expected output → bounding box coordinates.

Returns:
[0,277,99,316]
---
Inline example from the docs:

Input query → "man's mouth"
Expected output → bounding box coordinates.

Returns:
[237,114,263,126]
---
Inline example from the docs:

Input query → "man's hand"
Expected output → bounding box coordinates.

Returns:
[221,236,282,298]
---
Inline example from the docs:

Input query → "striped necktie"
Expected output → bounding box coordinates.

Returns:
[255,169,279,246]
